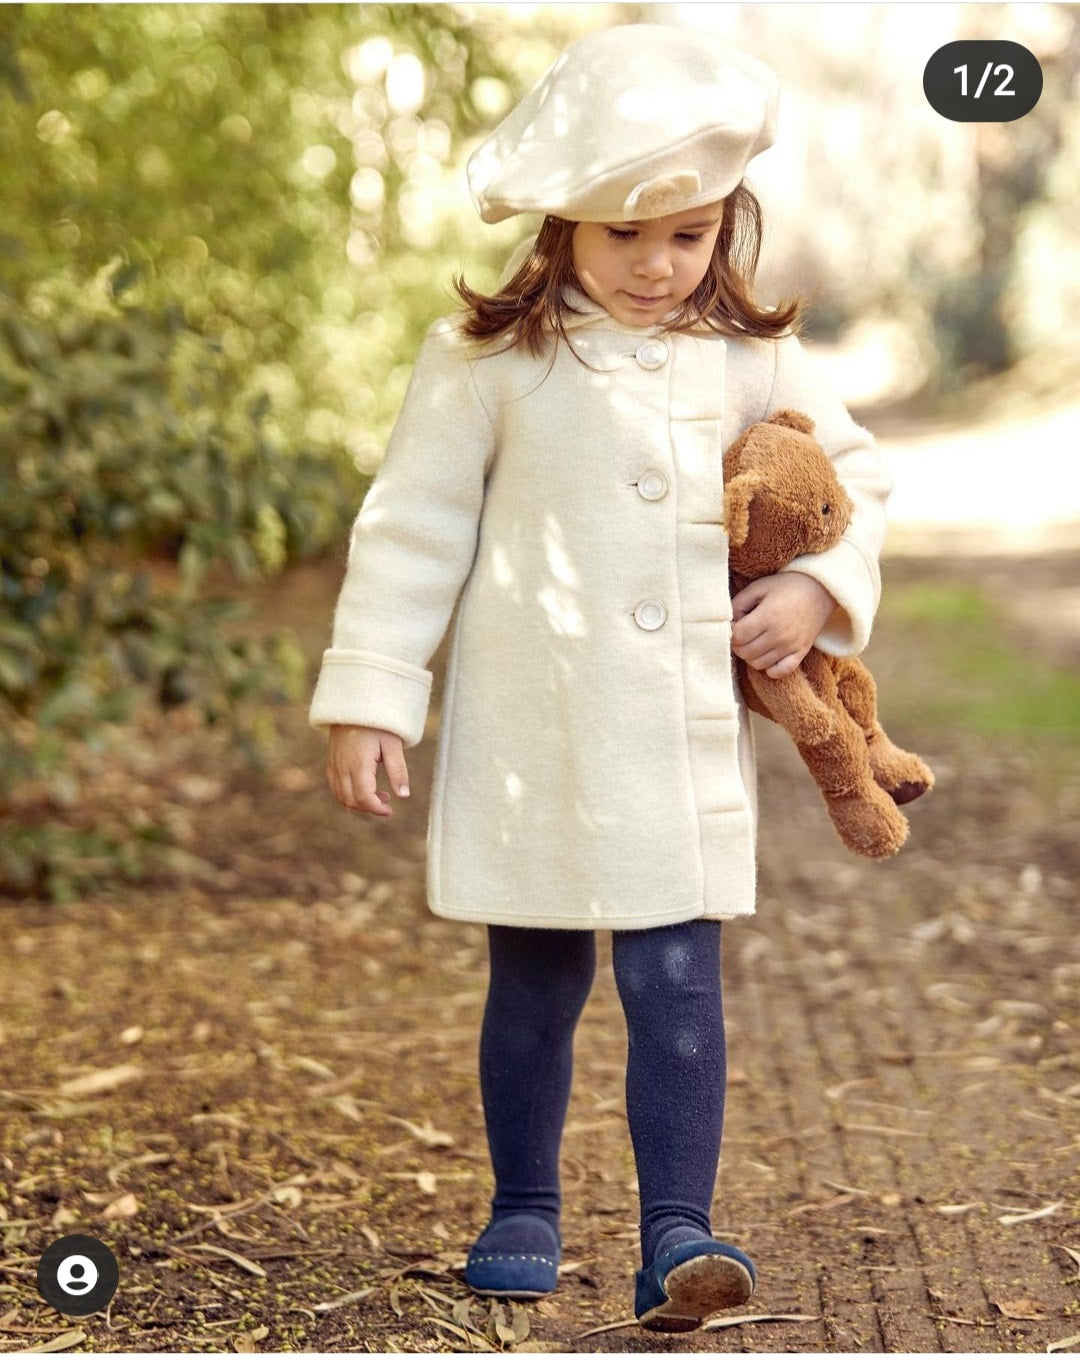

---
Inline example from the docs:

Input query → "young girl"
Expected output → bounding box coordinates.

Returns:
[311,24,891,1332]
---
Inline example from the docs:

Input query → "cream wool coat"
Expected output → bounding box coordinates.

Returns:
[310,299,892,930]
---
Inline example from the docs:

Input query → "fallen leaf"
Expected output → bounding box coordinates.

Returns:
[788,1193,858,1216]
[840,1122,925,1138]
[996,1000,1048,1020]
[427,1318,497,1351]
[292,1056,336,1080]
[1057,1245,1080,1271]
[313,1286,378,1312]
[452,1298,476,1329]
[81,1189,124,1207]
[331,1095,364,1121]
[414,1286,458,1311]
[998,1201,1062,1226]
[703,1312,821,1331]
[13,1330,87,1354]
[185,1243,266,1277]
[510,1302,531,1344]
[993,1298,1047,1321]
[189,1111,247,1130]
[271,1185,303,1209]
[106,1151,174,1186]
[387,1115,455,1148]
[1048,1332,1080,1353]
[58,1064,143,1098]
[492,1301,516,1345]
[232,1325,269,1351]
[576,1317,638,1338]
[103,1192,138,1220]
[821,1180,871,1197]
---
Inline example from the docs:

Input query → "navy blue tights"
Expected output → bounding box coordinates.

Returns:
[477,919,726,1269]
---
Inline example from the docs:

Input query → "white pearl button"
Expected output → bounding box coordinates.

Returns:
[637,470,669,501]
[633,599,667,631]
[635,339,669,370]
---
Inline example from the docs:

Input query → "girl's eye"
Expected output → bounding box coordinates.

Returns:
[605,227,636,241]
[676,232,705,243]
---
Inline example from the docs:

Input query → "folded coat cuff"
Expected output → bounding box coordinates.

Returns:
[778,534,881,656]
[308,649,433,747]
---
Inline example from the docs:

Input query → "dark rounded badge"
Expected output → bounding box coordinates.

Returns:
[924,41,1042,122]
[37,1234,119,1316]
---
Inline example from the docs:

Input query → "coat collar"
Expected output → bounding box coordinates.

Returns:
[559,285,712,338]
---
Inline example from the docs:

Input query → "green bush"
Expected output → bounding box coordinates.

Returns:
[0,264,358,899]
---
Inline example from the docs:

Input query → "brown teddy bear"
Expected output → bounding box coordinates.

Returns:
[724,410,933,859]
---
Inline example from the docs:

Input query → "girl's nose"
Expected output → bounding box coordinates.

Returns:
[633,245,673,280]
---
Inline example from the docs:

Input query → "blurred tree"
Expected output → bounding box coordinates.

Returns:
[686,3,1080,397]
[932,7,1080,382]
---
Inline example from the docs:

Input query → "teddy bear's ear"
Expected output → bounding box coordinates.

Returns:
[723,471,763,547]
[767,409,815,435]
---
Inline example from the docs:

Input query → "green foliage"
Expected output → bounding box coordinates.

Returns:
[0,3,539,462]
[0,265,347,898]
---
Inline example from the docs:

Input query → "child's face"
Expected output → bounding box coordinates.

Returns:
[571,202,725,327]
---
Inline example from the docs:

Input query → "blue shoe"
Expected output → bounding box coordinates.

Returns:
[464,1214,561,1300]
[634,1235,756,1332]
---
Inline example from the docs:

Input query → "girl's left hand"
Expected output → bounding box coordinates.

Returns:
[731,572,838,678]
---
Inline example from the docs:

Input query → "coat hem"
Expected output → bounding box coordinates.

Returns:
[426,898,756,931]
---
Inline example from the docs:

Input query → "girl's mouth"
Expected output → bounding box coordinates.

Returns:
[625,292,667,306]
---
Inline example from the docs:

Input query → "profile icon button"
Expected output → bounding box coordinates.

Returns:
[37,1234,119,1316]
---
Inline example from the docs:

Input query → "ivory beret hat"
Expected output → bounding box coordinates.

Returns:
[468,24,779,224]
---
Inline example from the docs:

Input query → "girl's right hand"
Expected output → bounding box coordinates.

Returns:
[326,725,411,818]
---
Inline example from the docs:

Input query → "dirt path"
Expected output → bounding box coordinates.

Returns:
[1,555,1078,1354]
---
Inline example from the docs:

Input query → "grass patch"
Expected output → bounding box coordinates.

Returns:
[874,581,1080,739]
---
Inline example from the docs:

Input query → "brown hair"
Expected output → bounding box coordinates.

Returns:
[454,184,802,358]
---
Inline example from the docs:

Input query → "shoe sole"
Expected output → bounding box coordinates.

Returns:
[637,1251,755,1333]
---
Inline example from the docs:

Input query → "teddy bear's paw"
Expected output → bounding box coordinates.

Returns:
[867,731,932,802]
[825,787,909,860]
[871,750,935,806]
[889,775,933,806]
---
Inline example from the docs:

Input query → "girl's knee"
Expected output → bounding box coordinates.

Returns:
[613,920,723,1022]
[487,924,596,1017]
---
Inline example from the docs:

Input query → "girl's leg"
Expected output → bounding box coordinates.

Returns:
[475,924,596,1249]
[612,919,726,1269]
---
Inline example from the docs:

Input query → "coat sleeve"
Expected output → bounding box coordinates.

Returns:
[308,318,496,745]
[764,334,893,655]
